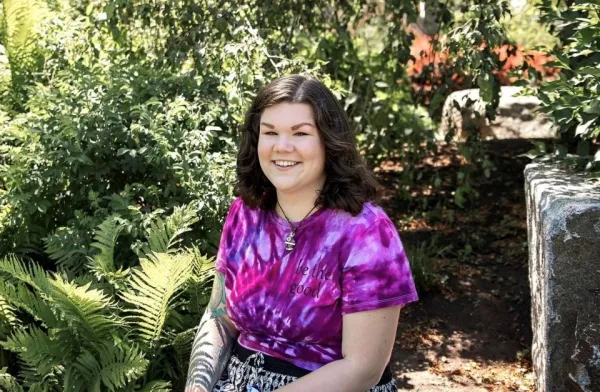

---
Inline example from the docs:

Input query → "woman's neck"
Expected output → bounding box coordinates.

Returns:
[275,189,322,222]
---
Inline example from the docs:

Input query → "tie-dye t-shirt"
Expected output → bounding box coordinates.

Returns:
[216,197,418,371]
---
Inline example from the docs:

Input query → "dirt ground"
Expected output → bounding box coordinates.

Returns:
[378,139,538,391]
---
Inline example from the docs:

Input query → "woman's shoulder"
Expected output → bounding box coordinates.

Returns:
[224,196,266,222]
[330,201,391,230]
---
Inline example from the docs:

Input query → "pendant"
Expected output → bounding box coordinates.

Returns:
[285,230,296,251]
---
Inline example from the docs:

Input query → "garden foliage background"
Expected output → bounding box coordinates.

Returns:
[0,0,597,391]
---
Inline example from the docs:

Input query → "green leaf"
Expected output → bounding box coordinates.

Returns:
[579,66,600,77]
[583,100,600,114]
[73,342,148,392]
[575,118,597,136]
[120,252,194,345]
[138,380,172,392]
[1,326,65,376]
[88,215,129,285]
[0,368,24,392]
[477,74,493,103]
[48,275,123,340]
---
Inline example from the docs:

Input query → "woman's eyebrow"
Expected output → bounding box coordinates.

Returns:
[260,122,315,130]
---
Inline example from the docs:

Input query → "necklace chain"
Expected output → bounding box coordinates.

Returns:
[277,201,319,251]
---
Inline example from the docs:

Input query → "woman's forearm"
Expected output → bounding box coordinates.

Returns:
[273,358,379,392]
[185,273,239,392]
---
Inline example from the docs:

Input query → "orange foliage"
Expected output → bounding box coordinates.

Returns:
[406,26,559,103]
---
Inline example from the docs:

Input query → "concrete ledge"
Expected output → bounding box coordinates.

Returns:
[525,158,600,392]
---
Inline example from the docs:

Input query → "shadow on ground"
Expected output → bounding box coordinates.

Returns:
[377,139,541,391]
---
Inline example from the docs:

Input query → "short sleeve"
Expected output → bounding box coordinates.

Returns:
[340,217,419,315]
[215,198,243,275]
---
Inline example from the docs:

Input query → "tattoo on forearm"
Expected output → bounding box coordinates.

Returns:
[185,273,235,392]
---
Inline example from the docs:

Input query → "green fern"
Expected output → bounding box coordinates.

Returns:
[0,254,52,294]
[0,295,17,329]
[87,215,130,287]
[13,359,48,392]
[43,224,93,276]
[0,282,58,327]
[185,245,215,317]
[72,342,148,392]
[171,327,196,375]
[0,367,24,392]
[139,203,200,257]
[48,275,123,341]
[1,326,64,380]
[62,363,88,392]
[1,0,49,94]
[120,252,193,346]
[137,380,172,392]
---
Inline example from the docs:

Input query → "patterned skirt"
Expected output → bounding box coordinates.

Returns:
[212,342,397,392]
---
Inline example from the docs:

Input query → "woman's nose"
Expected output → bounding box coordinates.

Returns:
[274,136,294,152]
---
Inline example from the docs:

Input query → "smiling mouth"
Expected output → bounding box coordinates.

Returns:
[273,161,300,168]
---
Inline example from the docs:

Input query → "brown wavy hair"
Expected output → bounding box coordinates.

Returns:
[235,74,381,215]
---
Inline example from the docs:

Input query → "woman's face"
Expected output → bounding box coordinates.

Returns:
[258,102,326,198]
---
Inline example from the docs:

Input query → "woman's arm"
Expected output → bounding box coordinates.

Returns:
[185,272,239,392]
[274,305,402,392]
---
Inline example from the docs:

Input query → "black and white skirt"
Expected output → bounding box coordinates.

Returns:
[212,342,397,392]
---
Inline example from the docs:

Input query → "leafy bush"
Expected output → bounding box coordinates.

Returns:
[501,0,559,50]
[0,0,439,265]
[0,207,213,391]
[0,60,237,264]
[523,1,600,173]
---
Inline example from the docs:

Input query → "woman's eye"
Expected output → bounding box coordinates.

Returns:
[295,132,308,136]
[263,131,277,135]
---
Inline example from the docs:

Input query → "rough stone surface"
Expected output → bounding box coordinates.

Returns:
[440,86,557,141]
[525,158,600,392]
[568,313,600,392]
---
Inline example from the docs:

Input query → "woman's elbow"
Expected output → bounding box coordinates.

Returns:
[346,357,387,389]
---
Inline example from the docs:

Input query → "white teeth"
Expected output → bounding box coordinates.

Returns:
[274,160,299,167]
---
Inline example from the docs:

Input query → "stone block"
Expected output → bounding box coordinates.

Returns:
[525,158,600,392]
[440,86,557,141]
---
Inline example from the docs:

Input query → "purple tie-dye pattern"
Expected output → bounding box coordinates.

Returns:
[215,197,419,371]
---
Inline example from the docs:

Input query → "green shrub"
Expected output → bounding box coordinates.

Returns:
[405,235,451,293]
[522,1,600,173]
[0,207,213,391]
[0,61,237,264]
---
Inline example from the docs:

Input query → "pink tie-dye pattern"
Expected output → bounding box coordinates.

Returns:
[215,197,419,371]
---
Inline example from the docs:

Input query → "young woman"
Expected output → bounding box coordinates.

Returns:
[185,74,418,392]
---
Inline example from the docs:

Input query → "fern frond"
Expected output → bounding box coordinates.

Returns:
[2,0,50,90]
[48,274,124,340]
[172,327,196,375]
[120,252,193,346]
[0,281,58,327]
[143,203,200,255]
[185,245,215,317]
[0,367,24,392]
[15,357,59,392]
[62,364,87,392]
[187,244,215,280]
[72,342,148,392]
[0,295,17,328]
[1,326,64,376]
[43,226,91,275]
[3,0,47,51]
[138,380,172,392]
[0,254,51,294]
[87,215,130,285]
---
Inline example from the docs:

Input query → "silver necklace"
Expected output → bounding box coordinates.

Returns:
[277,201,319,251]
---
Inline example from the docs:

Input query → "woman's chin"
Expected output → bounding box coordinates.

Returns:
[272,184,299,193]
